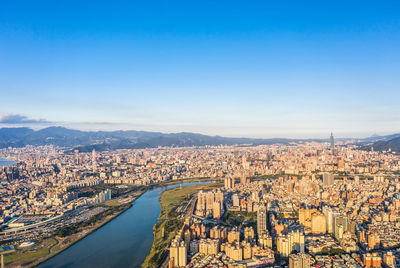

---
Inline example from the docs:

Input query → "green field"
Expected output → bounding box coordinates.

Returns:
[104,200,121,207]
[4,237,58,267]
[147,177,222,190]
[142,182,222,268]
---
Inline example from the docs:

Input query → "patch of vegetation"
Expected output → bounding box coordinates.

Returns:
[4,237,58,266]
[147,177,222,190]
[104,200,121,207]
[319,247,346,256]
[142,182,221,268]
[222,211,257,228]
[250,174,281,180]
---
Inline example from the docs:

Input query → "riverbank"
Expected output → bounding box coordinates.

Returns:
[32,193,144,267]
[149,176,222,189]
[4,190,146,267]
[3,178,220,267]
[37,180,219,267]
[0,158,16,166]
[142,181,223,268]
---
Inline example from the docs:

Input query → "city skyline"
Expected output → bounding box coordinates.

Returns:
[1,1,400,138]
[2,2,400,267]
[2,139,399,267]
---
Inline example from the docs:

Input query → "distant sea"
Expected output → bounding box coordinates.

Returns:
[0,158,16,166]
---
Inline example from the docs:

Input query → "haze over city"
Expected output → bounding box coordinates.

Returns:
[1,1,400,138]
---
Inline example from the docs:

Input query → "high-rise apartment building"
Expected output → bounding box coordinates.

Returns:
[213,201,222,219]
[277,230,305,256]
[232,193,239,207]
[244,226,254,241]
[210,225,227,241]
[289,253,312,268]
[257,205,267,236]
[322,206,335,234]
[228,227,240,243]
[259,232,273,248]
[170,238,187,267]
[311,213,326,234]
[178,241,187,267]
[334,215,348,240]
[224,177,234,189]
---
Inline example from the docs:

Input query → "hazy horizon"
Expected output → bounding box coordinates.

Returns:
[0,122,395,140]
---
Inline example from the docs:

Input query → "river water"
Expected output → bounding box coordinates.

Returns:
[0,158,16,166]
[38,181,213,268]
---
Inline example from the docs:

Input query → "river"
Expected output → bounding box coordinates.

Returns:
[0,158,16,166]
[38,181,213,268]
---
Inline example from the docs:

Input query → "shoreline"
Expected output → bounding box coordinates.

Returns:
[31,204,131,267]
[142,181,223,267]
[0,158,16,167]
[28,177,217,267]
[29,190,147,268]
[141,188,174,268]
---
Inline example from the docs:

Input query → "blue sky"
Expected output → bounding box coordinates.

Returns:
[0,0,399,138]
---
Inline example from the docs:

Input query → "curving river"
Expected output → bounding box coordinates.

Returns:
[38,181,213,268]
[0,158,16,166]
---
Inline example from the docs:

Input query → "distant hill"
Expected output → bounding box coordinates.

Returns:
[359,133,400,143]
[0,126,315,151]
[0,127,35,147]
[364,136,400,153]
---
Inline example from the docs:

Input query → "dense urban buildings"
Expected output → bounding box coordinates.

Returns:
[1,139,400,267]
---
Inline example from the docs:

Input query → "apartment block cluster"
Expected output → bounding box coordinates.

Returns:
[166,145,400,267]
[1,139,400,267]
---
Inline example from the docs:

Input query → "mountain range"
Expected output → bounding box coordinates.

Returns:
[0,127,399,152]
[0,127,311,151]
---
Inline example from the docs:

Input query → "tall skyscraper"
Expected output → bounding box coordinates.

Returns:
[257,205,267,236]
[330,132,335,154]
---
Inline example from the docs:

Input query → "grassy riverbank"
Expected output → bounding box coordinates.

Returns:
[142,182,223,268]
[149,176,221,189]
[3,237,58,267]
